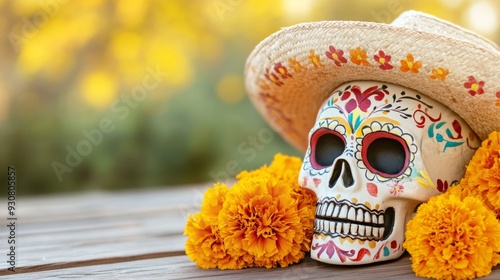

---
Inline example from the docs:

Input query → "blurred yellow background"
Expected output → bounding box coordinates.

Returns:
[1,0,498,194]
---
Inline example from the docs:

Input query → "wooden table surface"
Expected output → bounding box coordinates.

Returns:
[1,184,499,279]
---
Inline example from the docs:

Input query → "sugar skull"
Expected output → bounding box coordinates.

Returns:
[299,81,480,265]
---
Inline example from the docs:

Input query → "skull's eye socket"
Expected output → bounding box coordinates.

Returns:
[311,128,345,169]
[362,132,409,177]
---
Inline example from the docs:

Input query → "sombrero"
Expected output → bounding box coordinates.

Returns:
[244,10,500,152]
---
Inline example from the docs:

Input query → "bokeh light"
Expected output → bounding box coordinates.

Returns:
[465,0,498,35]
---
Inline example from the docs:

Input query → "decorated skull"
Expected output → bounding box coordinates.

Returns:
[299,81,480,265]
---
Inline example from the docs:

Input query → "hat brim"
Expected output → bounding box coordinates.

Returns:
[245,20,500,152]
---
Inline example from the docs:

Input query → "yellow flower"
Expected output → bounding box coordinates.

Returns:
[404,192,500,280]
[459,131,500,219]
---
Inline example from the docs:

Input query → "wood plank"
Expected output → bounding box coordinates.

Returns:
[1,186,205,270]
[16,185,211,222]
[6,253,500,279]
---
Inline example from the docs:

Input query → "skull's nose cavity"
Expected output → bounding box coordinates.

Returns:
[329,159,354,188]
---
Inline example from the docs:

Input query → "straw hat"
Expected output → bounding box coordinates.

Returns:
[245,10,500,152]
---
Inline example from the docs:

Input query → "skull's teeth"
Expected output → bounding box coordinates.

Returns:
[333,205,340,217]
[326,204,334,216]
[358,225,365,236]
[364,212,371,223]
[314,220,385,241]
[314,198,389,241]
[338,205,348,219]
[342,223,349,235]
[356,209,363,222]
[316,200,385,226]
[350,224,358,234]
[347,208,356,220]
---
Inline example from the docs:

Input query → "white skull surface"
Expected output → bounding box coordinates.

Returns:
[299,81,480,265]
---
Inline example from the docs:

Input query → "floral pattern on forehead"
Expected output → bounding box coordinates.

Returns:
[318,83,476,152]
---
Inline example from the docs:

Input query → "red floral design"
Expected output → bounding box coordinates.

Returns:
[496,91,500,107]
[373,50,393,70]
[264,68,283,86]
[273,62,292,79]
[325,46,347,67]
[341,85,389,113]
[464,76,485,96]
[436,179,449,193]
[389,181,404,196]
[312,240,370,262]
[413,104,442,128]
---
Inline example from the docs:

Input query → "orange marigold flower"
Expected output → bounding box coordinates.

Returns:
[185,212,246,269]
[293,185,317,252]
[430,67,449,81]
[185,154,316,270]
[400,54,422,74]
[184,183,247,269]
[349,46,370,66]
[238,153,302,181]
[404,192,500,280]
[218,175,306,268]
[458,131,500,219]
